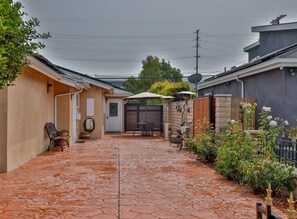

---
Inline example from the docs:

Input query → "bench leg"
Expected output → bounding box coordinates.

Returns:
[48,140,54,151]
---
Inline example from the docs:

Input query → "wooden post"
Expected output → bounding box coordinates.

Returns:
[288,192,297,219]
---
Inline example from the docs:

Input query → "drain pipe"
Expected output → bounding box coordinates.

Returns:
[54,88,83,127]
[236,76,245,98]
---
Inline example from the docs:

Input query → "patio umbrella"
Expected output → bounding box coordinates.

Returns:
[126,92,164,100]
[161,95,175,100]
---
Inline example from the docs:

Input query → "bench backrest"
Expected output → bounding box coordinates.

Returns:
[45,123,58,139]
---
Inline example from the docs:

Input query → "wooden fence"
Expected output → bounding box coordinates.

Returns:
[231,97,257,129]
[193,96,214,135]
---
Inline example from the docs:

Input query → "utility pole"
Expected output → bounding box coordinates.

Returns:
[195,29,200,94]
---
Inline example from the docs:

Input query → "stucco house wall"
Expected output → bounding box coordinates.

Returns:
[54,83,74,142]
[5,67,55,171]
[79,86,105,139]
[0,88,8,172]
[260,30,297,57]
[0,66,78,172]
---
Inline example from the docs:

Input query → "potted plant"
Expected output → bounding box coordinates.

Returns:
[288,126,297,142]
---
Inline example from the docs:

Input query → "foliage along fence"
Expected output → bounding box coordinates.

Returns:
[231,97,257,130]
[192,95,256,136]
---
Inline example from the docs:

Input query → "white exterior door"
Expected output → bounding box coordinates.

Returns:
[106,99,122,132]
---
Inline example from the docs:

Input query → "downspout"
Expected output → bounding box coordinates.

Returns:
[236,76,245,98]
[54,88,83,127]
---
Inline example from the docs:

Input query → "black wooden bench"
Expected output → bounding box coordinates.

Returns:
[45,123,70,151]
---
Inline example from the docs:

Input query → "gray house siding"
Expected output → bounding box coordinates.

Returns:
[248,46,260,61]
[199,68,297,126]
[283,68,297,124]
[260,30,297,57]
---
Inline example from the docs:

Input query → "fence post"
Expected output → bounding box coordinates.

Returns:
[265,183,273,218]
[288,192,297,219]
[214,94,232,132]
[256,202,263,219]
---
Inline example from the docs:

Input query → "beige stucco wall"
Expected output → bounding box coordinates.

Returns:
[54,82,74,142]
[6,67,55,171]
[0,88,8,172]
[79,86,104,138]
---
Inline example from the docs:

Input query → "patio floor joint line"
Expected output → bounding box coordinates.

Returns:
[117,139,121,219]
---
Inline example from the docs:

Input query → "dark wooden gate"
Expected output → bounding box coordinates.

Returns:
[125,104,163,132]
[193,96,215,136]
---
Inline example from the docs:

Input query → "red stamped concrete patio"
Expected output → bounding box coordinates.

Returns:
[0,134,286,218]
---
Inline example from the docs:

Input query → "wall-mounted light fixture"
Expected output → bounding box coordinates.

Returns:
[47,83,53,93]
[290,68,296,76]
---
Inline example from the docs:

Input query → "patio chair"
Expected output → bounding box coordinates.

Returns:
[133,122,141,136]
[169,129,183,150]
[144,122,155,136]
[45,123,70,151]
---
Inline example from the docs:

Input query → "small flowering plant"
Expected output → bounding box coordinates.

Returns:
[288,126,297,139]
[188,118,219,163]
[258,106,289,159]
[241,102,257,130]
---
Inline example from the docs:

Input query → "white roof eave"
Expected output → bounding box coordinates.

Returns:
[27,56,62,81]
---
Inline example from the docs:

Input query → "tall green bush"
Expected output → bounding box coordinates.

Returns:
[215,106,296,194]
[215,121,255,181]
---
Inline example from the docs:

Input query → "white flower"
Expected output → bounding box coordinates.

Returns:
[262,106,271,112]
[266,116,272,120]
[275,117,280,121]
[269,120,277,126]
[230,120,236,124]
[254,103,257,106]
[242,103,252,108]
[284,120,289,125]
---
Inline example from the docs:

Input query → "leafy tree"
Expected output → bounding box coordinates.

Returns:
[160,59,182,82]
[138,56,163,92]
[123,55,183,93]
[0,0,50,88]
[148,80,190,97]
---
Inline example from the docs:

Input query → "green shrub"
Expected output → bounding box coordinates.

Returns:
[215,107,296,194]
[188,119,219,163]
[240,160,296,194]
[215,122,256,181]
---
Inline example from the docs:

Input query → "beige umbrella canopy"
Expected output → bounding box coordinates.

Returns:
[126,92,165,100]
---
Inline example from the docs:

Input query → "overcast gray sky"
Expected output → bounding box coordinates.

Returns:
[19,0,297,78]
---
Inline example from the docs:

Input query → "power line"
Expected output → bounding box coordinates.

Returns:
[200,32,255,38]
[43,39,193,46]
[51,32,193,40]
[44,55,195,62]
[44,46,193,53]
[38,16,269,24]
